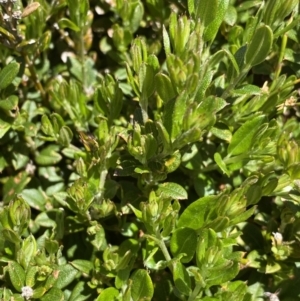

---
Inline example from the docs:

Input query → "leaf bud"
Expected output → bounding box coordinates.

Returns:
[177,70,187,88]
[18,235,37,270]
[8,196,31,234]
[75,157,87,177]
[161,212,176,237]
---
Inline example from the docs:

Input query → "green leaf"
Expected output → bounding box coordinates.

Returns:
[16,39,37,53]
[68,281,90,301]
[178,196,218,229]
[214,152,230,176]
[51,113,65,134]
[130,1,144,33]
[198,96,228,114]
[247,282,265,301]
[0,116,11,138]
[0,62,20,89]
[147,54,160,73]
[231,206,257,225]
[54,264,78,289]
[130,269,154,301]
[233,84,262,95]
[195,0,218,26]
[162,25,171,55]
[41,115,55,136]
[19,235,37,270]
[70,260,93,275]
[26,266,39,288]
[210,125,232,142]
[163,91,187,140]
[0,26,16,41]
[173,262,191,296]
[0,95,18,111]
[2,228,21,244]
[265,258,281,274]
[96,288,119,301]
[246,185,262,205]
[156,182,187,200]
[156,121,172,154]
[155,73,176,103]
[58,126,73,147]
[228,115,265,156]
[223,49,240,73]
[224,6,237,26]
[35,145,62,166]
[203,0,230,41]
[139,63,155,99]
[3,171,30,203]
[170,227,197,263]
[21,188,47,211]
[245,25,273,67]
[40,288,64,301]
[206,261,240,287]
[57,18,80,31]
[8,262,25,292]
[173,127,202,150]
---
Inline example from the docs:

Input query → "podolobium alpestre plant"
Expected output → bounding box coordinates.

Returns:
[0,0,300,300]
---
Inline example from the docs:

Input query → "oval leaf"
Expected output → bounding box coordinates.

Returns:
[8,261,25,292]
[195,0,218,26]
[178,195,218,229]
[203,0,230,41]
[0,95,18,111]
[96,288,119,301]
[245,25,273,67]
[156,182,187,200]
[54,264,78,289]
[58,126,73,147]
[0,62,20,89]
[170,227,197,263]
[228,115,265,156]
[155,73,176,103]
[35,145,62,166]
[233,84,262,95]
[173,262,191,296]
[70,260,93,275]
[131,269,154,301]
[40,287,64,301]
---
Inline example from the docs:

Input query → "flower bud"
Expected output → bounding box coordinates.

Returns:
[272,232,283,246]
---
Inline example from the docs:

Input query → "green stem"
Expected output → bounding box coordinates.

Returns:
[23,53,46,99]
[273,34,288,82]
[188,282,202,301]
[157,236,172,262]
[79,28,86,89]
[144,234,172,262]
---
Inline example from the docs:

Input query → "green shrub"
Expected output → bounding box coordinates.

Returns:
[0,0,300,300]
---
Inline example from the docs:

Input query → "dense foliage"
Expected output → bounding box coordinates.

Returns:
[0,0,300,300]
